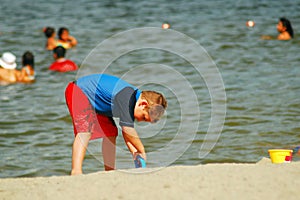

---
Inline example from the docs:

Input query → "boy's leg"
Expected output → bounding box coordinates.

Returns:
[102,136,116,171]
[71,132,91,175]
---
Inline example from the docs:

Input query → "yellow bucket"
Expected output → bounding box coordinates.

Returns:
[268,149,293,164]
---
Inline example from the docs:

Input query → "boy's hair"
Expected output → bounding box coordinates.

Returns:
[22,51,34,69]
[141,91,167,123]
[44,27,55,38]
[53,46,66,58]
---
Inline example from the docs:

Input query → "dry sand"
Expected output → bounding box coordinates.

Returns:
[0,158,299,200]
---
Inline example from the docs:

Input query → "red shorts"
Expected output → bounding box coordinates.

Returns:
[65,82,118,140]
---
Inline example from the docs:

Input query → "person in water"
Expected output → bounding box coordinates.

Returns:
[261,17,294,40]
[57,27,77,49]
[18,51,35,83]
[44,27,57,50]
[49,46,78,72]
[0,52,18,84]
[0,51,35,84]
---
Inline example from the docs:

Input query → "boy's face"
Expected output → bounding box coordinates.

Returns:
[134,100,151,122]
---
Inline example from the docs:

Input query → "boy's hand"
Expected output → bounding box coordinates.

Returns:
[134,154,147,168]
[122,126,145,155]
[133,152,146,161]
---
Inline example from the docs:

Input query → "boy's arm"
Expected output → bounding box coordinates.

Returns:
[122,126,146,160]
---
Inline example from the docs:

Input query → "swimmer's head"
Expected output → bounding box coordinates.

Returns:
[58,27,70,40]
[44,27,55,38]
[246,20,255,27]
[162,23,170,29]
[53,46,66,59]
[22,51,34,69]
[278,17,293,38]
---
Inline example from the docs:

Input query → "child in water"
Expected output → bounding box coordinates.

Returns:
[49,46,78,72]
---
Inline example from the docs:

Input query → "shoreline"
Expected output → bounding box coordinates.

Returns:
[1,158,299,200]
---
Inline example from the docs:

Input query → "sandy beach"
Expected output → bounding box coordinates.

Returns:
[0,158,299,200]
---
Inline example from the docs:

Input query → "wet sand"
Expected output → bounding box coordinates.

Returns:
[0,158,299,200]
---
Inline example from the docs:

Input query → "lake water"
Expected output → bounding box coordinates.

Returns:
[1,0,300,177]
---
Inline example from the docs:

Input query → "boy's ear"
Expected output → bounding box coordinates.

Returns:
[139,99,149,108]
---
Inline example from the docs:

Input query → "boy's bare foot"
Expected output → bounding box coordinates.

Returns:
[71,169,82,175]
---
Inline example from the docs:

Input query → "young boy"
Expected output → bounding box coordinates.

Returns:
[65,74,167,175]
[49,46,78,72]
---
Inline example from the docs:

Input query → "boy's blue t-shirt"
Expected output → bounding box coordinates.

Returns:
[76,74,141,127]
